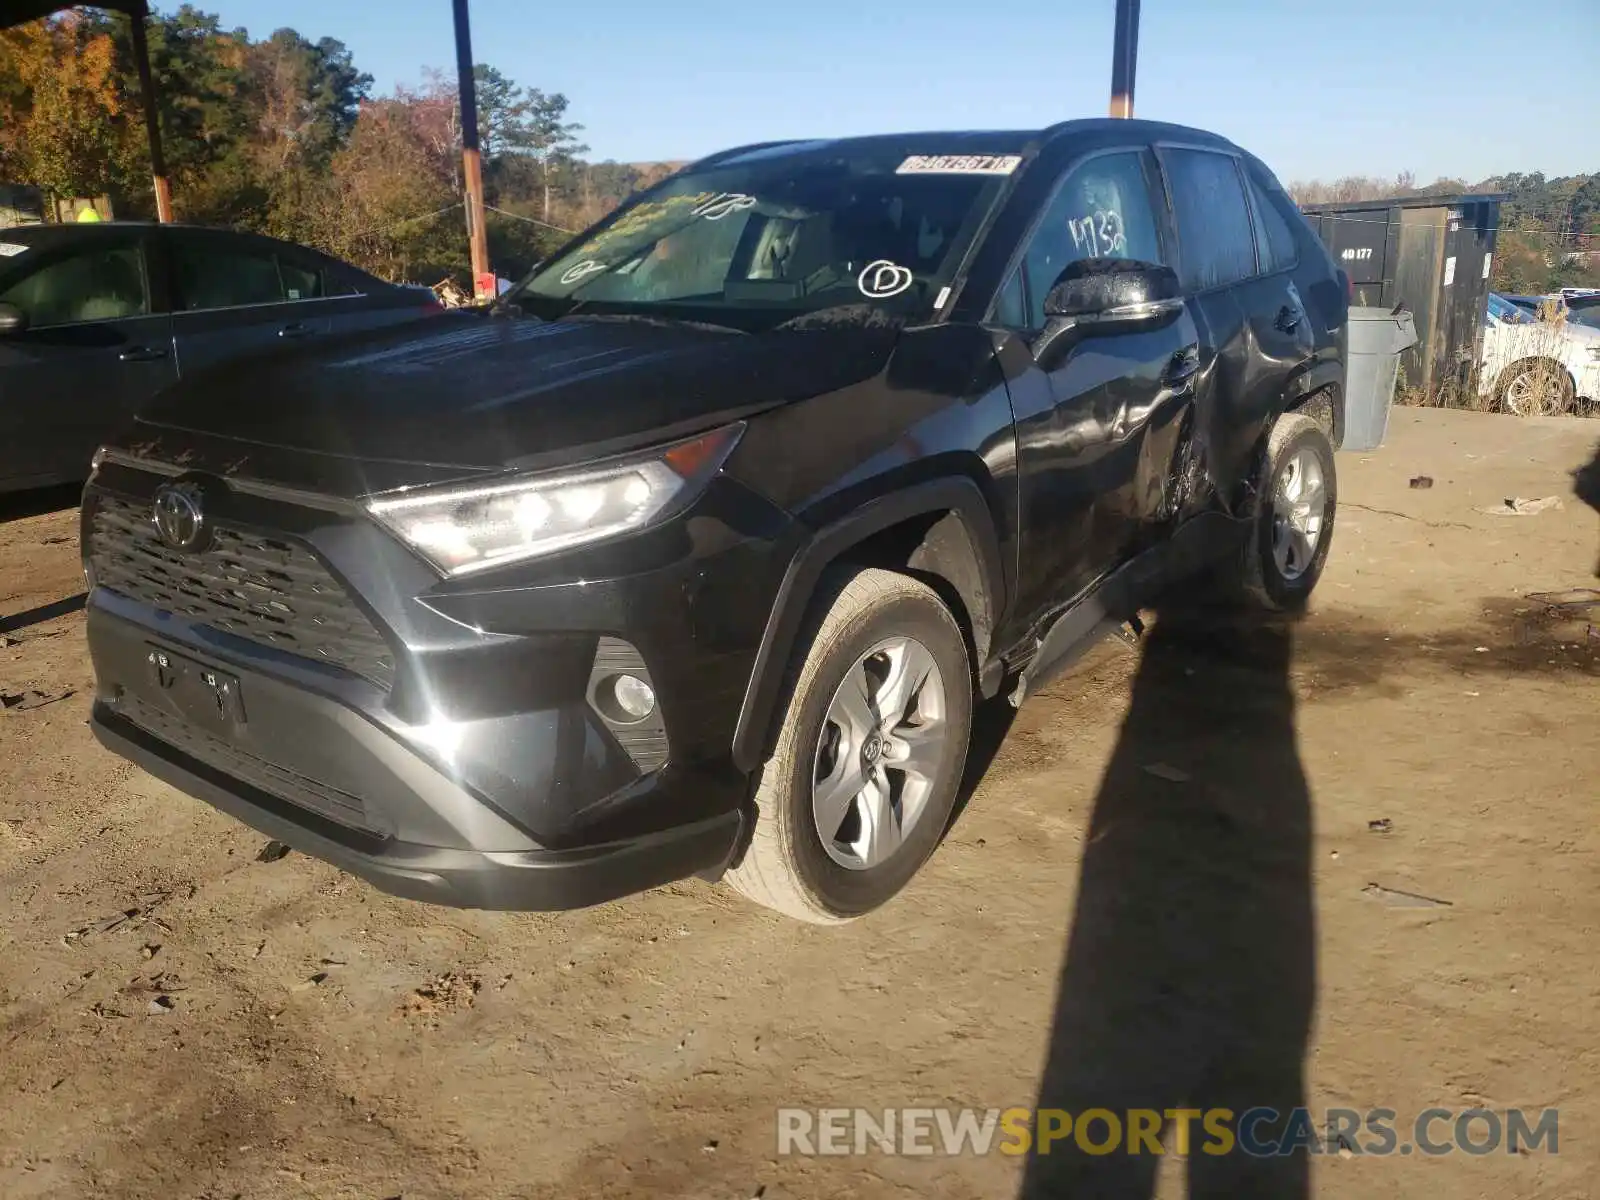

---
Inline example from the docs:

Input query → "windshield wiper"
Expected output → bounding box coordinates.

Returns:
[560,310,745,336]
[775,302,908,332]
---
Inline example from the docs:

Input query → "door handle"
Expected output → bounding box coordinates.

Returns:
[1274,306,1303,333]
[278,322,313,339]
[1164,345,1201,391]
[119,345,168,363]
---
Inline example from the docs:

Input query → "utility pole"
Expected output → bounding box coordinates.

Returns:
[452,0,492,299]
[127,2,172,221]
[1109,0,1140,118]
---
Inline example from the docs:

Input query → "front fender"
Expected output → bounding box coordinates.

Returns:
[729,476,1006,773]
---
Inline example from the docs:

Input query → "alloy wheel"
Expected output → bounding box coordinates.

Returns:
[1505,366,1565,417]
[1272,447,1328,582]
[812,636,948,870]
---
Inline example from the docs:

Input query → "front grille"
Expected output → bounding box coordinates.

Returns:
[89,494,396,688]
[119,695,380,836]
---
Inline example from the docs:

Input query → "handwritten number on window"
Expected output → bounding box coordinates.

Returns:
[1068,208,1127,258]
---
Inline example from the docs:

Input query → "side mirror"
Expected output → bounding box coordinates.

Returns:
[0,302,27,335]
[1042,259,1182,328]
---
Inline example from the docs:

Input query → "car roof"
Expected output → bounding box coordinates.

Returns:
[0,221,290,246]
[695,119,1238,168]
[0,221,391,286]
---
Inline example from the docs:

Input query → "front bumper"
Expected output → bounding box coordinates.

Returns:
[85,597,748,910]
[91,703,742,909]
[80,451,798,910]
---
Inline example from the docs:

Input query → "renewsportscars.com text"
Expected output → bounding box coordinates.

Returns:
[776,1106,1559,1158]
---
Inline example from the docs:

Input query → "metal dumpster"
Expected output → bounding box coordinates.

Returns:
[1342,307,1418,452]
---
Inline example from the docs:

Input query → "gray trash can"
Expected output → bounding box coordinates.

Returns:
[1341,307,1418,452]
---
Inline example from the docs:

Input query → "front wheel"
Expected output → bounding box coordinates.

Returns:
[726,568,973,924]
[1495,358,1575,417]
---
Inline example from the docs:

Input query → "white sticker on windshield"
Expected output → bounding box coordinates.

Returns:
[691,192,757,221]
[897,154,1022,176]
[858,260,914,299]
[560,260,608,286]
[0,242,27,257]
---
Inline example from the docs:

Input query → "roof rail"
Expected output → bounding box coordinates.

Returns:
[1036,119,1086,143]
[687,140,809,170]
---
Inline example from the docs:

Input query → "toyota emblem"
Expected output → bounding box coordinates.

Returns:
[151,483,208,551]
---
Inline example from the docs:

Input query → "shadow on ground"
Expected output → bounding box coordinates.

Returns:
[947,692,1019,831]
[1019,608,1315,1198]
[1577,438,1600,573]
[0,593,87,636]
[1008,531,1597,1196]
[0,482,81,524]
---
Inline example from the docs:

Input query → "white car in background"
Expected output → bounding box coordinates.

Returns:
[1479,292,1600,416]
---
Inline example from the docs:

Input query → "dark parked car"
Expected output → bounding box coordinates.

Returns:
[82,119,1347,923]
[0,222,442,492]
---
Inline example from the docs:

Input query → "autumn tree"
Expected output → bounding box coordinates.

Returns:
[0,9,716,287]
[520,89,588,224]
[248,29,370,170]
[303,95,462,281]
[0,15,130,201]
[471,65,528,162]
[93,6,259,222]
[442,67,587,222]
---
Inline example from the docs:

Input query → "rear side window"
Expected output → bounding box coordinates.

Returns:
[323,266,366,297]
[172,238,332,310]
[173,240,283,310]
[0,243,148,327]
[1164,149,1257,291]
[278,258,325,302]
[1247,172,1299,273]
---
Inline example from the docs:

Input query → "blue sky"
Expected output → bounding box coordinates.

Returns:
[204,0,1595,184]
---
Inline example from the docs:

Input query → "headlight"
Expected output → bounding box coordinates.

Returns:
[1586,346,1600,362]
[365,423,743,576]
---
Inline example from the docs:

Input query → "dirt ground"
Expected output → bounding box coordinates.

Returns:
[1,407,1597,1200]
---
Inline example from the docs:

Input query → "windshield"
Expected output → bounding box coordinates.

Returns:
[513,147,1018,331]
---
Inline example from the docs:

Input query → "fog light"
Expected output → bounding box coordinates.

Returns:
[610,673,656,721]
[587,639,668,771]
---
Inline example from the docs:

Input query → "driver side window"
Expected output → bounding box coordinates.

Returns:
[997,150,1166,330]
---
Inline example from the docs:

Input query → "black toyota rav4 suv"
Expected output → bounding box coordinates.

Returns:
[83,119,1347,924]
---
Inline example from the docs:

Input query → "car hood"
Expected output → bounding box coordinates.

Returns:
[130,311,900,480]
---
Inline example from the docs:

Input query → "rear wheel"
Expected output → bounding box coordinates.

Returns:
[726,568,973,924]
[1233,412,1338,612]
[1495,358,1575,417]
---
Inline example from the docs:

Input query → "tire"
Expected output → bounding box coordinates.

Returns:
[726,567,973,924]
[1233,412,1338,612]
[1495,358,1575,417]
